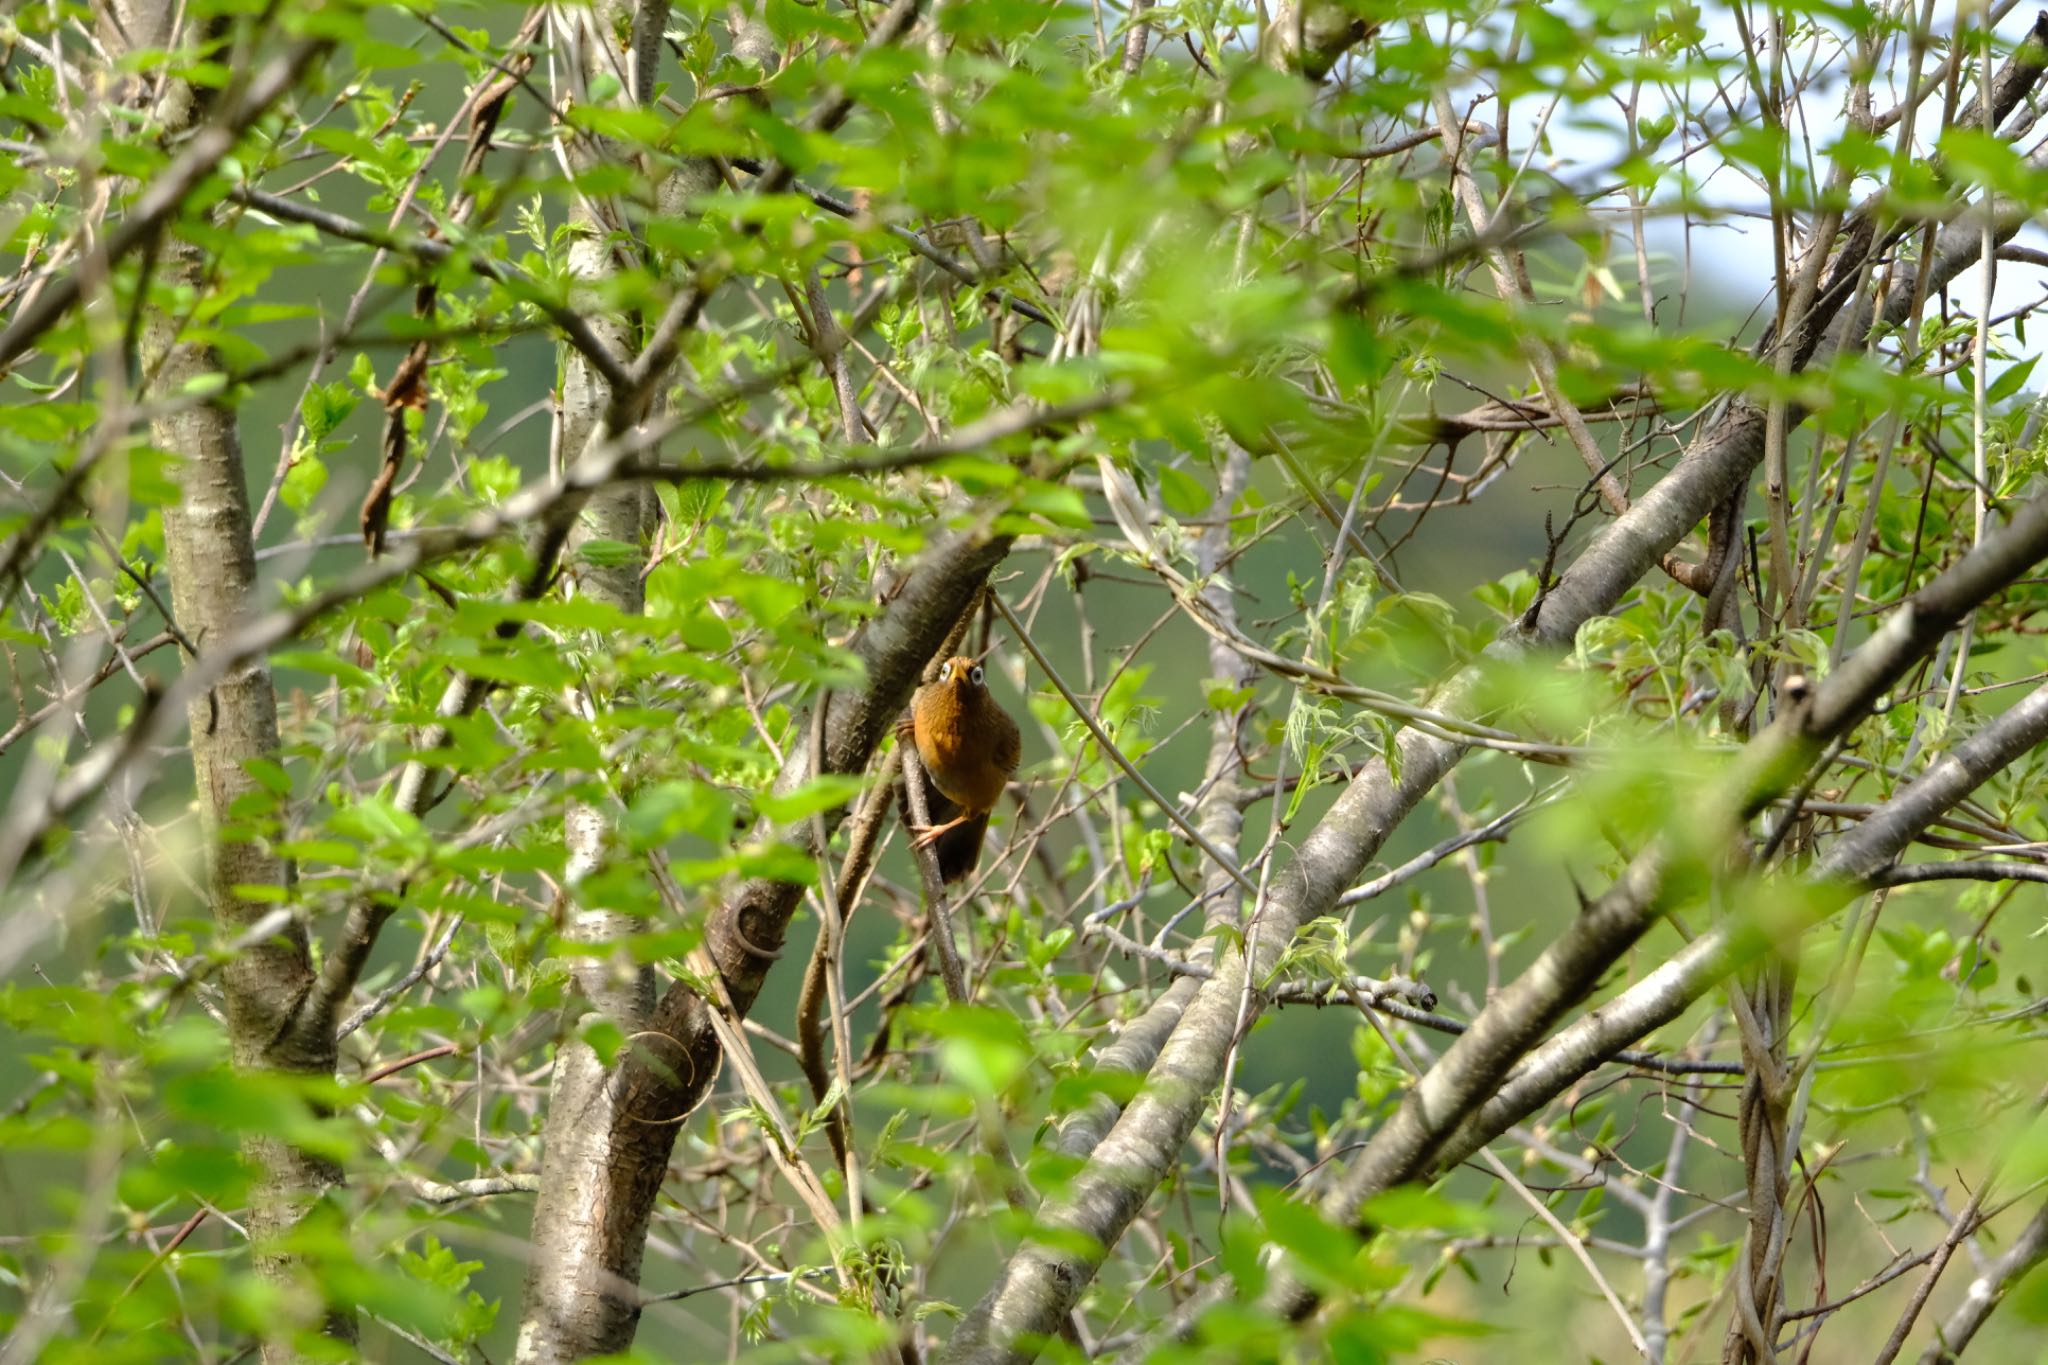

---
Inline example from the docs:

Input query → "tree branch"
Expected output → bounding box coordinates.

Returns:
[1913,1194,2048,1364]
[1441,679,2048,1186]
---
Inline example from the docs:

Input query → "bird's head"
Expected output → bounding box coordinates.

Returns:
[935,655,986,693]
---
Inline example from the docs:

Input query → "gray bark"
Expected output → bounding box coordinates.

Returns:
[1053,447,1255,1162]
[112,3,347,1354]
[514,4,663,1358]
[1915,1196,2048,1364]
[151,279,351,1358]
[514,354,656,1355]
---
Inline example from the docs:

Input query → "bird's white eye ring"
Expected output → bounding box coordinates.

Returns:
[969,665,984,686]
[939,662,953,681]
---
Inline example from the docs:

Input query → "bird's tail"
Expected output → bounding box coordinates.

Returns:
[934,810,989,884]
[906,764,988,884]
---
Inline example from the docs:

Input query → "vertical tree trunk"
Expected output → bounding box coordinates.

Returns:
[109,2,348,1358]
[149,274,350,1353]
[514,323,656,1357]
[514,5,661,1356]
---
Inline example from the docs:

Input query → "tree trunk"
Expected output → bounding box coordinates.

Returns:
[514,4,662,1356]
[109,0,348,1355]
[148,217,351,1365]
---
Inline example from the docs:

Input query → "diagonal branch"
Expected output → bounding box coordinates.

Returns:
[1432,677,2048,1191]
[1913,1194,2048,1364]
[1256,487,2048,1321]
[226,185,635,399]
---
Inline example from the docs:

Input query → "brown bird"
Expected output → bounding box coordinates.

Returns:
[902,655,1021,883]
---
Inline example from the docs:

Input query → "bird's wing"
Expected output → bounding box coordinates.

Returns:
[994,706,1022,779]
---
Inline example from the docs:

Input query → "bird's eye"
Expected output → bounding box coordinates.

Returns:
[939,662,952,681]
[969,665,984,686]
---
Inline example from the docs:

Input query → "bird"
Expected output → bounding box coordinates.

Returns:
[900,654,1021,884]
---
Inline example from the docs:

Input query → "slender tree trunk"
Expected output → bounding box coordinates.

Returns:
[110,2,348,1357]
[148,268,351,1354]
[514,337,656,1361]
[514,4,662,1356]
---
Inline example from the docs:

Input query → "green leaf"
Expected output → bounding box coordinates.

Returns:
[1155,463,1210,516]
[273,649,376,689]
[1989,356,2039,404]
[242,757,292,795]
[754,774,866,822]
[280,449,327,513]
[576,537,643,568]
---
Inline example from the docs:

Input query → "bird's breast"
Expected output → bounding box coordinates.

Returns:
[914,689,1008,811]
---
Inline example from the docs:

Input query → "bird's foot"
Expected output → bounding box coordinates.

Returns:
[910,816,968,849]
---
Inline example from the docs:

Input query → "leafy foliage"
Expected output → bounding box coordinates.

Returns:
[4,0,2048,1361]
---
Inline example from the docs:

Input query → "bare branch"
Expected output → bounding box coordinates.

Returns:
[1914,1195,2048,1364]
